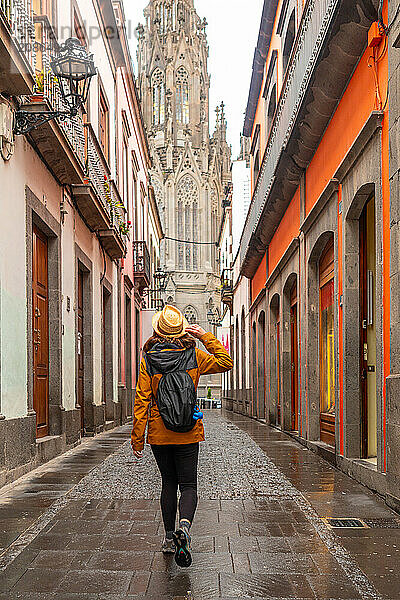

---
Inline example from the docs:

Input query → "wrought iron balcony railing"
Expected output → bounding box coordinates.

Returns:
[221,268,233,291]
[146,289,164,312]
[1,0,36,71]
[33,15,85,166]
[221,268,233,307]
[133,241,151,290]
[1,0,11,23]
[84,122,111,216]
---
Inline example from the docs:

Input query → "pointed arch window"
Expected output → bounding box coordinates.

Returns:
[184,306,198,325]
[192,202,198,270]
[177,175,199,271]
[176,66,189,124]
[152,69,165,126]
[177,200,184,269]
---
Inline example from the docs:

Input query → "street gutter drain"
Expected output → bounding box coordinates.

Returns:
[323,518,368,528]
[364,518,400,528]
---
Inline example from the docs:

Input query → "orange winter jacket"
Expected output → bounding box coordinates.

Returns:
[131,332,233,450]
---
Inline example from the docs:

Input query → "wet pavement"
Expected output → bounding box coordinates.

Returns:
[0,410,399,599]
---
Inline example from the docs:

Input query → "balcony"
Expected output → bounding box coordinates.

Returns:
[133,241,151,292]
[97,180,126,260]
[221,268,233,308]
[240,0,379,277]
[72,123,111,230]
[18,16,86,184]
[143,289,164,312]
[0,0,35,94]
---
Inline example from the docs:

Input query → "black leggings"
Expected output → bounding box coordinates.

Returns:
[151,443,199,534]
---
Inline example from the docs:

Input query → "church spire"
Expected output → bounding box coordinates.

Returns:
[136,0,231,373]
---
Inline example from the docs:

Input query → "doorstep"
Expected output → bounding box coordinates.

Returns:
[35,434,65,464]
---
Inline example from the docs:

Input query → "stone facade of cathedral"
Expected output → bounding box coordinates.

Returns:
[137,0,231,397]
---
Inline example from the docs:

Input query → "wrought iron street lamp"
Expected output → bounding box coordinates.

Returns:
[14,38,96,136]
[154,269,169,292]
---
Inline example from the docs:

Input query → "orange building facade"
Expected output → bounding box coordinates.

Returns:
[232,0,400,509]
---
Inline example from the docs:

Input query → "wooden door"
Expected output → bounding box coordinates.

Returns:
[32,226,49,438]
[319,238,335,446]
[290,285,299,431]
[360,198,377,458]
[125,294,132,401]
[135,306,140,387]
[102,288,107,405]
[77,270,84,432]
[252,322,257,417]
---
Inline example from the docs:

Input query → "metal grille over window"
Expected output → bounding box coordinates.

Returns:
[152,69,165,126]
[176,66,189,124]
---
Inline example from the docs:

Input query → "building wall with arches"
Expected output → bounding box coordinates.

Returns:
[233,0,397,508]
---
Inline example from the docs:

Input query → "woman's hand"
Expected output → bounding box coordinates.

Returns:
[185,324,206,339]
[132,447,143,459]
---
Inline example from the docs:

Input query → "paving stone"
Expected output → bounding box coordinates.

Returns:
[145,570,220,598]
[220,572,315,598]
[10,567,65,592]
[101,534,161,552]
[248,551,320,574]
[228,535,260,553]
[306,574,363,599]
[58,569,133,594]
[231,552,251,574]
[86,550,154,571]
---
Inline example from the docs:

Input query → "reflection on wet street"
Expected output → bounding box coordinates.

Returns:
[0,410,398,599]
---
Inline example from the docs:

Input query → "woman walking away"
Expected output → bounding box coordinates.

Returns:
[131,305,233,567]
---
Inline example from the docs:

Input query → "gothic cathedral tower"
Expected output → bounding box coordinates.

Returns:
[137,0,231,397]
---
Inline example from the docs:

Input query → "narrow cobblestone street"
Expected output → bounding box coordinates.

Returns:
[0,411,399,600]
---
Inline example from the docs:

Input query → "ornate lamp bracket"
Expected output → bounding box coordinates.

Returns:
[14,109,74,136]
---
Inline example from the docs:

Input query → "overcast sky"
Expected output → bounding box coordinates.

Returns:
[124,0,264,158]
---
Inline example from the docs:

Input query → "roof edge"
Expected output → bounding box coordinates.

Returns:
[243,0,280,138]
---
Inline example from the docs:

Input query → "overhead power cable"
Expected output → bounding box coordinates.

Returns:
[164,235,218,246]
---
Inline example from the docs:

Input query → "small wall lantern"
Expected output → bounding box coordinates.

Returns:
[14,38,97,136]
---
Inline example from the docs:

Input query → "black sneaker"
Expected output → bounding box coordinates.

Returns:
[161,538,175,554]
[172,526,192,567]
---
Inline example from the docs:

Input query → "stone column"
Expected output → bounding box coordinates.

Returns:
[386,1,400,511]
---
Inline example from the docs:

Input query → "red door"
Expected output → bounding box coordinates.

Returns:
[102,288,107,405]
[77,270,84,432]
[276,320,281,426]
[290,301,299,431]
[32,226,49,438]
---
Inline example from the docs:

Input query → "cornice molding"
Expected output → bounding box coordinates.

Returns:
[240,0,378,279]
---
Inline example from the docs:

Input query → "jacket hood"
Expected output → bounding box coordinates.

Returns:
[145,341,196,375]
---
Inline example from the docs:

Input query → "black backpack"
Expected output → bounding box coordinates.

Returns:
[144,343,198,433]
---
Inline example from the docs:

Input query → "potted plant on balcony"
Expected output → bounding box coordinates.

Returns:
[30,69,45,102]
[104,176,130,238]
[119,220,131,236]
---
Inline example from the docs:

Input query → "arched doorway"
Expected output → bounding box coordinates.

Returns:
[270,295,281,426]
[252,320,257,417]
[257,311,266,420]
[359,195,377,458]
[290,281,299,431]
[241,308,247,409]
[235,315,240,403]
[319,236,335,445]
